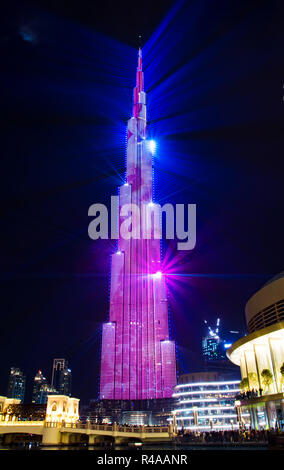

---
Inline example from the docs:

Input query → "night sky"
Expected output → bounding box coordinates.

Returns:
[1,0,284,404]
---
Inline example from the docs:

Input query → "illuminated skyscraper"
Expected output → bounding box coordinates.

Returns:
[51,359,72,396]
[100,49,176,400]
[32,370,47,403]
[202,319,241,377]
[32,370,57,404]
[202,318,226,363]
[7,367,26,403]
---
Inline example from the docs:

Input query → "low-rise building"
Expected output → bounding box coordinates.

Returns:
[227,272,284,430]
[172,372,249,431]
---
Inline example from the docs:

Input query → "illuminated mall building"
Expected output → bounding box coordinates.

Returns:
[227,272,284,430]
[172,372,250,431]
[98,49,176,423]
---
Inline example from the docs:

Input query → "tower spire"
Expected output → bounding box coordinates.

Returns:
[136,48,143,91]
[133,48,144,118]
[137,47,142,71]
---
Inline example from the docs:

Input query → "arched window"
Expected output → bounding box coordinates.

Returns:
[52,403,57,412]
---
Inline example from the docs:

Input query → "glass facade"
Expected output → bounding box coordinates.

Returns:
[32,370,47,404]
[32,370,57,404]
[7,367,26,403]
[202,336,225,362]
[172,380,250,430]
[51,359,72,396]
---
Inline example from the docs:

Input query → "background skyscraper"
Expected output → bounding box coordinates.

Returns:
[32,370,57,404]
[7,367,26,403]
[202,319,241,376]
[202,319,225,362]
[51,359,72,396]
[32,370,47,403]
[99,49,176,401]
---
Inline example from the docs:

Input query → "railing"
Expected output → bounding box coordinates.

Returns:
[0,420,170,436]
[58,422,170,434]
[0,421,44,426]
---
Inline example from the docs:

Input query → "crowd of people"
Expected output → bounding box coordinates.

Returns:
[235,388,263,400]
[177,427,281,444]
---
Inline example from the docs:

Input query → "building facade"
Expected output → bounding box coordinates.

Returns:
[32,370,47,404]
[86,397,174,426]
[0,395,79,426]
[179,371,226,384]
[32,370,57,405]
[172,372,249,431]
[99,49,176,401]
[227,272,284,430]
[51,359,72,396]
[202,319,241,375]
[7,367,26,403]
[202,335,225,362]
[0,397,21,416]
[45,395,79,424]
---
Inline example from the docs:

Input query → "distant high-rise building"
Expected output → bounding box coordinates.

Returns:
[202,318,226,362]
[7,367,26,403]
[202,335,225,362]
[32,370,57,404]
[32,370,47,403]
[51,359,72,396]
[61,367,72,396]
[36,384,57,404]
[202,319,241,377]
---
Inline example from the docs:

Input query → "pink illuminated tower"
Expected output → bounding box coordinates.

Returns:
[100,49,176,401]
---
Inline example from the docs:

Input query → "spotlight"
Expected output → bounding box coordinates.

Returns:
[148,140,156,155]
[153,271,162,279]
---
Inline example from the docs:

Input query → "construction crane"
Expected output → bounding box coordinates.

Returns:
[204,318,221,339]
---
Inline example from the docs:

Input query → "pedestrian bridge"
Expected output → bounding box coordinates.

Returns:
[0,421,173,445]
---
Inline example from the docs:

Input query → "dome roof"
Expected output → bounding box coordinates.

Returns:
[263,271,284,287]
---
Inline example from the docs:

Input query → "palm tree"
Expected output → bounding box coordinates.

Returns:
[280,363,284,390]
[239,377,249,391]
[261,369,273,392]
[248,372,259,389]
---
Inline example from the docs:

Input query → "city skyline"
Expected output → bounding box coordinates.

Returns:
[1,0,283,404]
[4,359,71,404]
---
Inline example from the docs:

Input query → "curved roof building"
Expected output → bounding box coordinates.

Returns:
[245,273,284,333]
[227,273,284,430]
